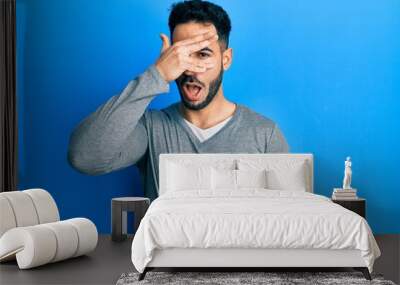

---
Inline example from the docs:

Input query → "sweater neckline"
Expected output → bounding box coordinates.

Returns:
[183,113,233,131]
[172,102,242,146]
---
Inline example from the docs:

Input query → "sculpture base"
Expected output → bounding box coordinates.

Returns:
[334,188,357,192]
[332,188,358,200]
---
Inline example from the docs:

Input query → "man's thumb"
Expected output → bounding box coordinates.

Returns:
[160,33,170,53]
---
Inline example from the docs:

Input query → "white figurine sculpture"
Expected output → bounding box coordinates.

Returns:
[342,156,352,189]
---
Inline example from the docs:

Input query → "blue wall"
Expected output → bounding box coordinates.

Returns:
[16,0,400,234]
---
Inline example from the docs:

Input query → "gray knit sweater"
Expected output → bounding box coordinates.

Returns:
[67,64,289,200]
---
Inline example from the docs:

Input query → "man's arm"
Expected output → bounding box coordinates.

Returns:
[267,123,290,153]
[68,29,219,175]
[67,64,169,175]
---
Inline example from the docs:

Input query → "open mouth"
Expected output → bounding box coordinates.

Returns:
[182,83,203,101]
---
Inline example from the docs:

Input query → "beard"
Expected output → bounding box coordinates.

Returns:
[176,64,224,111]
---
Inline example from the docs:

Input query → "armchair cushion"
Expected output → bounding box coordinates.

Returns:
[0,189,97,269]
[0,218,97,269]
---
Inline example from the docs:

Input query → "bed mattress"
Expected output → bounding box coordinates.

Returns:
[131,189,380,273]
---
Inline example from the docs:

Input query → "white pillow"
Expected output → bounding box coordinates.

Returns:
[167,161,212,191]
[211,168,268,190]
[264,161,307,191]
[236,169,268,188]
[237,159,308,191]
[266,167,307,191]
[211,168,236,190]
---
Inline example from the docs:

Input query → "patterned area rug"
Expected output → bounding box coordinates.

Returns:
[116,271,396,285]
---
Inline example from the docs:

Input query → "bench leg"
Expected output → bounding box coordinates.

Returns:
[354,267,371,280]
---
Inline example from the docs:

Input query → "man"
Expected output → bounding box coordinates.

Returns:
[67,0,289,201]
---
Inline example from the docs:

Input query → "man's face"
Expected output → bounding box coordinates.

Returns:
[172,22,226,111]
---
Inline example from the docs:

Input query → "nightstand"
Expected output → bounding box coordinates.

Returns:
[111,197,150,242]
[331,198,366,218]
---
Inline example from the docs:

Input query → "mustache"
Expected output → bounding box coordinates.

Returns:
[178,75,205,88]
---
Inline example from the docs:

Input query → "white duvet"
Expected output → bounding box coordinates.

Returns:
[131,189,380,273]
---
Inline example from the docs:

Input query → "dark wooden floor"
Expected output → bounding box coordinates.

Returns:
[0,234,398,285]
[374,234,400,284]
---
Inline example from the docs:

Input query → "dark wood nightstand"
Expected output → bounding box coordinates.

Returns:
[111,197,150,242]
[331,198,366,218]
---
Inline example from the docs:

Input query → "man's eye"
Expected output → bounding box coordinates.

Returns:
[199,53,210,58]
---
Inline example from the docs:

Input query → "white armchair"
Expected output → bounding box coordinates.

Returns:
[0,188,98,269]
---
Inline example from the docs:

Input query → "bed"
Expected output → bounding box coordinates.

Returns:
[131,153,381,281]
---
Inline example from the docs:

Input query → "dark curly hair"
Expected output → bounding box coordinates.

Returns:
[168,0,231,50]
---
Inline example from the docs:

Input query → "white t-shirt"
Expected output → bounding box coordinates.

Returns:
[183,115,233,143]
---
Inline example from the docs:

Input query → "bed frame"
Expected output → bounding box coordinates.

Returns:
[139,153,371,281]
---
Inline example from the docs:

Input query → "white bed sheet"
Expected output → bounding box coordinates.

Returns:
[131,189,380,273]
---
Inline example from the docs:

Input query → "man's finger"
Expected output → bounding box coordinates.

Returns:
[184,63,215,72]
[182,59,215,72]
[182,62,208,73]
[160,33,170,53]
[182,35,218,54]
[185,57,215,67]
[175,30,218,47]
